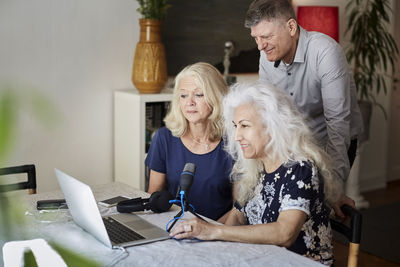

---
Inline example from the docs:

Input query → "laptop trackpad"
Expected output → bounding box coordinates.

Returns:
[125,219,168,239]
[125,220,154,231]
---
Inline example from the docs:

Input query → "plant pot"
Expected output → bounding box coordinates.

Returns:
[132,19,168,94]
[358,100,372,143]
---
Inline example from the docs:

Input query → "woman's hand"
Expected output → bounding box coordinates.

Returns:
[169,218,219,240]
[169,209,306,246]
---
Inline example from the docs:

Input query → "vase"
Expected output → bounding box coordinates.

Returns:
[132,19,168,94]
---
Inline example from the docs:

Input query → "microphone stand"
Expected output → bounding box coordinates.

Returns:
[167,196,205,232]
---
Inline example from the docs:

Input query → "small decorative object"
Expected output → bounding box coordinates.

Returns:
[223,41,237,85]
[223,41,234,77]
[132,0,171,94]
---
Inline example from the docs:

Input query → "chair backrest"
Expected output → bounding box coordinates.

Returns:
[0,164,37,194]
[331,204,362,267]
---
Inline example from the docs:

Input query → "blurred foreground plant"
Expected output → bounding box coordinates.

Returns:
[0,83,100,266]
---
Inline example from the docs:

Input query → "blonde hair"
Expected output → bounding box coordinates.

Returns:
[164,62,228,140]
[223,82,341,206]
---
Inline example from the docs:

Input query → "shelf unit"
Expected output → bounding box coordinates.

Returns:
[114,89,173,190]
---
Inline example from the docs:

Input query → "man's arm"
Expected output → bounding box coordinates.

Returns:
[318,42,360,217]
[318,42,352,185]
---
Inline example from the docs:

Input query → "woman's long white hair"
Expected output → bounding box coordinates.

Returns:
[223,82,341,206]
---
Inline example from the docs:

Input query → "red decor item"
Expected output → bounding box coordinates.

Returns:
[297,6,339,42]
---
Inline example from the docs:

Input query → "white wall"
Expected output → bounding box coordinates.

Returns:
[0,0,140,192]
[1,0,393,193]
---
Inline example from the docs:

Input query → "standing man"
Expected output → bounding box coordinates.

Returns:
[245,0,363,217]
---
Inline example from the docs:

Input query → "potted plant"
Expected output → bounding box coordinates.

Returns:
[136,0,170,20]
[132,0,171,94]
[345,0,399,142]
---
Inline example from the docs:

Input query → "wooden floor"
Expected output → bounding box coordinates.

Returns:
[333,180,400,267]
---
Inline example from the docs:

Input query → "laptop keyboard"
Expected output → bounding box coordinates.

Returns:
[103,217,145,244]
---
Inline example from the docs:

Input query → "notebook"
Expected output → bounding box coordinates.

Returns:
[55,169,170,248]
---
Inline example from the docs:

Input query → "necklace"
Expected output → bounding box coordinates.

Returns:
[189,132,210,151]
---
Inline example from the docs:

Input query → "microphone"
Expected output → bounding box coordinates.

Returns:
[116,190,173,213]
[274,60,281,68]
[166,163,202,232]
[177,163,196,200]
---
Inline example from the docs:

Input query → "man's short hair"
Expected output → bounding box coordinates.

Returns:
[245,0,296,28]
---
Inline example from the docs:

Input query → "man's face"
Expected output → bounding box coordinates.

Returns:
[250,19,296,63]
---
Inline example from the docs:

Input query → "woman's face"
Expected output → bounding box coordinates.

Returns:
[233,103,268,159]
[178,75,212,125]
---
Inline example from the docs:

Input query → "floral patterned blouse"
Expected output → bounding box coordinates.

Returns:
[235,161,333,266]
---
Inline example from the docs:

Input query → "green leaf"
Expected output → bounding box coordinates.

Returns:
[376,75,381,94]
[24,250,39,267]
[51,242,102,267]
[382,76,388,95]
[0,89,17,163]
[21,243,102,267]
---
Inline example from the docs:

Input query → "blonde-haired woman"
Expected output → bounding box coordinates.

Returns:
[145,62,233,221]
[170,82,341,266]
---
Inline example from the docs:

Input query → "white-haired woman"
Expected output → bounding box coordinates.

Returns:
[145,62,233,221]
[170,82,340,266]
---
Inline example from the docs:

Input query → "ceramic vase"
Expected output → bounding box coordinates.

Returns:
[132,19,167,94]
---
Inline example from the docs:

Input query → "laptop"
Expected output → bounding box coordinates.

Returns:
[55,168,170,248]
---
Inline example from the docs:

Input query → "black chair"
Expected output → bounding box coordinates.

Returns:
[331,204,362,267]
[0,164,37,194]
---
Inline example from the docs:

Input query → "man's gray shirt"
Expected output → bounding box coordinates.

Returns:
[259,26,363,184]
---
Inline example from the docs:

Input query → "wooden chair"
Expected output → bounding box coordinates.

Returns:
[0,164,37,194]
[331,204,362,267]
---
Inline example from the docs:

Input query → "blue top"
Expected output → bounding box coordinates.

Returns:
[235,161,333,266]
[145,127,233,220]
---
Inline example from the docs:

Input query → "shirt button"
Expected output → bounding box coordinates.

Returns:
[290,92,294,96]
[288,72,291,76]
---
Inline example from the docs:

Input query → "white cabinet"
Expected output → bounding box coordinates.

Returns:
[114,89,172,190]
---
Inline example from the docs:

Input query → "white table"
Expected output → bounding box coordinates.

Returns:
[7,182,324,267]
